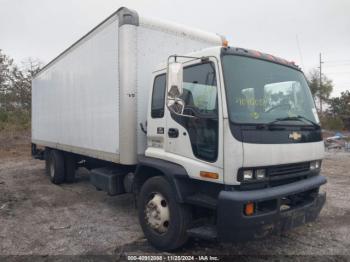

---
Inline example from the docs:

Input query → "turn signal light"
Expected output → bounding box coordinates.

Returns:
[244,202,255,216]
[222,40,229,47]
[200,171,219,179]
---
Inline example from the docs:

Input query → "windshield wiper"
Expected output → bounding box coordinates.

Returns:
[268,115,320,128]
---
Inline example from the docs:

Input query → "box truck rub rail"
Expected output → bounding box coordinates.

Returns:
[31,6,326,251]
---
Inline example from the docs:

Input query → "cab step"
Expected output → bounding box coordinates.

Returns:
[185,194,218,209]
[187,225,217,240]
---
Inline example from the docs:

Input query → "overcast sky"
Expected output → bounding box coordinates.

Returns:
[1,0,349,96]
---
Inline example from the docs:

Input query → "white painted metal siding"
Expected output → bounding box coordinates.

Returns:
[32,9,223,163]
[135,17,222,155]
[32,18,120,159]
[118,24,138,164]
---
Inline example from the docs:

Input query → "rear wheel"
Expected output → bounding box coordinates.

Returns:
[48,150,65,185]
[138,176,192,251]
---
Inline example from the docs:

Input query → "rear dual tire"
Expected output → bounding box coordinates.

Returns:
[48,150,65,184]
[46,149,76,184]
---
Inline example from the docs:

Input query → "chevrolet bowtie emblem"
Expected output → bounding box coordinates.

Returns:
[289,132,302,140]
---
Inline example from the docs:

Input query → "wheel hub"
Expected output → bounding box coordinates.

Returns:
[145,193,170,233]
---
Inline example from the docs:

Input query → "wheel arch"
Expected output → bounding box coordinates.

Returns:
[135,156,192,203]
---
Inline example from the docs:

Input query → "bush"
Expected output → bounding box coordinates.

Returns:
[0,110,31,131]
[320,115,345,131]
[0,111,9,122]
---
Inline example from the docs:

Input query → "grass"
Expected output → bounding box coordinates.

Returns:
[0,110,31,158]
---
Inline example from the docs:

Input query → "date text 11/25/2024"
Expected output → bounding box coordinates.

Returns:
[127,255,219,261]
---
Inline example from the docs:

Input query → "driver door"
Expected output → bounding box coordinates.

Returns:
[164,59,223,182]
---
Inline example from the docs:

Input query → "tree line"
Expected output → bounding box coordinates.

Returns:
[308,69,350,130]
[0,49,41,130]
[0,49,349,131]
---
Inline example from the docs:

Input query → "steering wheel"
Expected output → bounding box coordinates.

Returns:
[183,105,218,120]
[183,105,201,116]
[265,103,291,113]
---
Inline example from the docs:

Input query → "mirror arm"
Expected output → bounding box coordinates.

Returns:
[140,122,147,134]
[169,109,197,119]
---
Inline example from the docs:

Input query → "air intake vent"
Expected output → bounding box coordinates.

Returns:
[268,162,310,177]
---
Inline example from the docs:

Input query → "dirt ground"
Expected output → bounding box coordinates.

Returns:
[0,133,350,260]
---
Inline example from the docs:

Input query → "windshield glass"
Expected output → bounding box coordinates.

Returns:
[222,55,318,125]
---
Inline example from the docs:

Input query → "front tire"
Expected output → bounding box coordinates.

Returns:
[48,150,65,185]
[138,176,192,251]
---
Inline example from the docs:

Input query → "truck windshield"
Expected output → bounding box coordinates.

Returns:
[222,55,318,125]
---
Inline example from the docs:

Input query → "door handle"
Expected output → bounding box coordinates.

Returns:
[168,128,179,138]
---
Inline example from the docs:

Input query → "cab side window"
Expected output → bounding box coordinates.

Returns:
[182,63,217,115]
[170,62,219,162]
[151,74,166,118]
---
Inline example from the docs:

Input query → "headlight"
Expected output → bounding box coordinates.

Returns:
[310,160,321,170]
[241,169,266,181]
[256,169,266,179]
[243,170,254,180]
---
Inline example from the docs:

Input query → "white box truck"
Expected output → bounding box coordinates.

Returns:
[32,7,326,251]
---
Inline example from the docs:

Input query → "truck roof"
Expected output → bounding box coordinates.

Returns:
[152,46,223,72]
[152,46,302,73]
[36,7,225,78]
[222,46,302,71]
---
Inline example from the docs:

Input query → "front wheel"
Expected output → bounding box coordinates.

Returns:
[138,176,192,251]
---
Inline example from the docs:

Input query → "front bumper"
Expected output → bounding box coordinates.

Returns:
[217,175,326,242]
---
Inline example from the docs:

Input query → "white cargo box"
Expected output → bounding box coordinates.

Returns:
[32,7,223,165]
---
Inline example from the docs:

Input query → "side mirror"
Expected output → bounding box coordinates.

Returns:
[167,61,183,99]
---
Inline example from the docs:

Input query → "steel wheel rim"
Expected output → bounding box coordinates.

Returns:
[145,192,170,234]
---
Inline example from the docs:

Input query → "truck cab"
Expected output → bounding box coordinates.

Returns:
[137,45,326,249]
